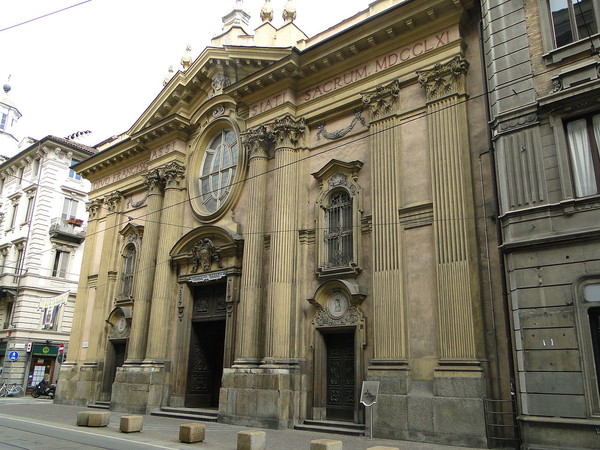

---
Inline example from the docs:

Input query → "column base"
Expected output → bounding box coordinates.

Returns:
[220,367,304,429]
[232,357,262,369]
[111,362,170,414]
[55,361,103,407]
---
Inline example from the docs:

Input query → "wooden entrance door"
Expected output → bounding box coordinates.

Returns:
[326,332,355,421]
[185,283,227,408]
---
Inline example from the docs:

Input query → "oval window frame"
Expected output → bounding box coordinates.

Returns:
[189,119,246,222]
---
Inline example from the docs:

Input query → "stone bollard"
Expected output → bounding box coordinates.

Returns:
[76,411,90,426]
[367,447,400,450]
[87,411,110,427]
[179,423,206,443]
[310,439,343,450]
[237,430,266,450]
[120,415,144,433]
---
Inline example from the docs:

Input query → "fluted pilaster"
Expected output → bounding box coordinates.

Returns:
[417,57,480,364]
[145,162,186,361]
[127,169,165,362]
[362,81,407,366]
[262,115,305,367]
[234,125,271,367]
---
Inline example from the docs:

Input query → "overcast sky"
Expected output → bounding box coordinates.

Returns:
[1,0,369,146]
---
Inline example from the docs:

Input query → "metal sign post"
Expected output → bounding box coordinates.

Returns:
[360,381,380,440]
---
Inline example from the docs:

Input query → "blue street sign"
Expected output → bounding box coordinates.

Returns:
[7,351,19,361]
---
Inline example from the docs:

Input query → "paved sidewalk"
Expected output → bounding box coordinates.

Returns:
[0,396,485,449]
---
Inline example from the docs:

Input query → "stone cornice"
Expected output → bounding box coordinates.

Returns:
[417,55,469,102]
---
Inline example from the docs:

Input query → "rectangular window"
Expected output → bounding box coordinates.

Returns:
[52,250,70,278]
[14,248,24,276]
[549,0,598,48]
[69,159,81,180]
[3,302,13,329]
[61,197,78,220]
[17,167,24,185]
[24,196,34,223]
[0,113,6,130]
[8,202,19,229]
[32,159,40,177]
[566,113,600,197]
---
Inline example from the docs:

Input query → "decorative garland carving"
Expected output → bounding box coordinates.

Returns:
[127,192,149,208]
[417,56,469,102]
[317,109,366,141]
[361,80,400,120]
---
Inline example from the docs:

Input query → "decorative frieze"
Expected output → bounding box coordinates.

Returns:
[417,56,469,102]
[316,109,366,141]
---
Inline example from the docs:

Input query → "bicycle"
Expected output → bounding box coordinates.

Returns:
[0,383,24,397]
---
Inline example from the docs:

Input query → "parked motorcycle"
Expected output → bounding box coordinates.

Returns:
[31,380,55,398]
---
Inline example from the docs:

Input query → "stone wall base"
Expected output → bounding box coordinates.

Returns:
[367,368,488,448]
[111,363,168,414]
[219,367,305,429]
[55,362,103,406]
[521,418,600,449]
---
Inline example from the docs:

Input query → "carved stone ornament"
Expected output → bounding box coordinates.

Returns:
[211,74,231,96]
[243,124,272,158]
[271,114,306,148]
[177,285,185,321]
[317,109,366,141]
[127,192,149,208]
[361,80,400,120]
[417,56,469,102]
[213,105,225,118]
[86,198,104,218]
[108,315,130,339]
[191,238,223,272]
[315,305,359,327]
[162,161,185,187]
[105,191,123,212]
[142,168,165,193]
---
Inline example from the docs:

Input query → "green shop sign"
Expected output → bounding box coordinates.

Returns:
[32,344,59,357]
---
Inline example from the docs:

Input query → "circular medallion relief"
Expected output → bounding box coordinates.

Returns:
[326,292,349,319]
[116,316,127,333]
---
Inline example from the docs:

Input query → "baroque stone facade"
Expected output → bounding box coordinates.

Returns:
[56,1,512,447]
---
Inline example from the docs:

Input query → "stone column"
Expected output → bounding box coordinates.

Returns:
[126,169,165,363]
[145,162,186,361]
[417,56,481,367]
[234,125,271,367]
[87,191,123,360]
[262,115,305,367]
[361,80,408,368]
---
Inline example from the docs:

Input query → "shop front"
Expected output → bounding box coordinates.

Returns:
[27,344,60,387]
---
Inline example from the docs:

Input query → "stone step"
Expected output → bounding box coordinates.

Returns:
[86,402,110,410]
[295,421,366,436]
[150,407,218,422]
[302,419,365,430]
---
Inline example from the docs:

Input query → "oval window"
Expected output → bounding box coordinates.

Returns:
[199,129,239,214]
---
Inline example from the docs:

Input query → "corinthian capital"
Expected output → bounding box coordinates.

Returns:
[417,56,469,102]
[161,161,186,188]
[142,168,165,194]
[105,191,124,212]
[271,114,306,149]
[361,80,400,121]
[243,124,272,159]
[86,198,105,219]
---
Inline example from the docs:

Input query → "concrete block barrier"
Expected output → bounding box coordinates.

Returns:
[367,447,400,450]
[87,411,110,427]
[179,423,205,443]
[310,439,343,450]
[237,430,266,450]
[76,411,90,426]
[120,415,143,433]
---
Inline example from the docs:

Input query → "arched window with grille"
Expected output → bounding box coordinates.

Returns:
[325,190,353,268]
[120,244,136,300]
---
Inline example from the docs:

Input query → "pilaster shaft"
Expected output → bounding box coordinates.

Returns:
[127,169,165,362]
[145,162,186,361]
[362,81,407,365]
[235,126,270,367]
[417,57,479,362]
[262,115,305,366]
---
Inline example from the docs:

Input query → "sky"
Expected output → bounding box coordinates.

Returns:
[1,0,369,147]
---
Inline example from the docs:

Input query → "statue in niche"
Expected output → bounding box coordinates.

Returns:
[192,238,223,272]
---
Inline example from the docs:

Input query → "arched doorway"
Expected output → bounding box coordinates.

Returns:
[102,307,131,399]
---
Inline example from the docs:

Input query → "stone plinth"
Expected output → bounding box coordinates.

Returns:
[310,439,343,450]
[120,415,143,433]
[179,423,205,443]
[237,430,266,450]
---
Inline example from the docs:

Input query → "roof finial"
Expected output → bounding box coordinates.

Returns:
[163,65,174,86]
[180,45,192,71]
[3,75,12,94]
[282,0,296,23]
[260,0,273,23]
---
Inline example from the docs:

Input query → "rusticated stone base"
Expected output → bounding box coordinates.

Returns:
[110,363,169,414]
[55,362,103,406]
[219,367,305,429]
[521,417,600,449]
[367,368,488,448]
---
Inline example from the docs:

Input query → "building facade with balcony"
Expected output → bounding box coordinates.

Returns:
[56,0,514,447]
[481,0,600,448]
[0,120,94,389]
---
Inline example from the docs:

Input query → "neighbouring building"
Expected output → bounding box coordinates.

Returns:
[56,1,514,447]
[0,80,94,390]
[481,0,600,448]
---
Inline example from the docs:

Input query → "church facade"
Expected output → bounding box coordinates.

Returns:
[56,1,513,446]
